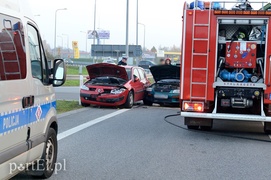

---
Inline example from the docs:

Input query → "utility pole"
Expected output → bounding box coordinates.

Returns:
[125,0,129,59]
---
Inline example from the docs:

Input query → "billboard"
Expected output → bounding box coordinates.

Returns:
[91,45,142,57]
[87,30,110,39]
[157,50,165,57]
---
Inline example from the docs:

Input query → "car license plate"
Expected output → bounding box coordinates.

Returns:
[154,94,168,99]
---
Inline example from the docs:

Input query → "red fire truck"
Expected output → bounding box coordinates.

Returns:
[180,0,271,133]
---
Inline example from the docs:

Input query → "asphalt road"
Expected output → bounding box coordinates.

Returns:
[14,104,271,180]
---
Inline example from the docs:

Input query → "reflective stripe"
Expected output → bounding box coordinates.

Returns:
[0,101,56,135]
[181,112,271,122]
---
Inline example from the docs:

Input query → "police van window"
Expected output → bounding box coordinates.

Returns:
[27,24,48,83]
[0,16,26,81]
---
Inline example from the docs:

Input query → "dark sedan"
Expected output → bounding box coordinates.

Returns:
[138,60,156,69]
[144,65,180,106]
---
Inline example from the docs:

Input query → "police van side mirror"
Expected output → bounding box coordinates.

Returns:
[51,59,66,87]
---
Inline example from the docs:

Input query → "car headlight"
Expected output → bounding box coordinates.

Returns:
[146,87,153,92]
[81,85,89,90]
[172,89,180,94]
[111,88,126,94]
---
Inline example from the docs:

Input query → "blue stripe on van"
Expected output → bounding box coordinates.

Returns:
[0,101,56,134]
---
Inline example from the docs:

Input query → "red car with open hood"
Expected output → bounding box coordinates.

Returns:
[80,63,150,108]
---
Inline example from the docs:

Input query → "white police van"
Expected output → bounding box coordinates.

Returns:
[0,0,66,179]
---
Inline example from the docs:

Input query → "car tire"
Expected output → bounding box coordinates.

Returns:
[33,128,58,179]
[81,102,90,107]
[143,99,153,106]
[124,91,134,108]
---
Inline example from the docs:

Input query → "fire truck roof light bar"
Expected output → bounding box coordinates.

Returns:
[186,1,270,11]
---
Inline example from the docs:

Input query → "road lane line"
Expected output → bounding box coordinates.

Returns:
[58,109,130,140]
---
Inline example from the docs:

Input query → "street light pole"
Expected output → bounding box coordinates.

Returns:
[92,0,97,65]
[125,0,129,58]
[54,8,67,57]
[136,0,139,65]
[80,31,88,52]
[93,0,97,45]
[136,0,138,47]
[138,22,145,52]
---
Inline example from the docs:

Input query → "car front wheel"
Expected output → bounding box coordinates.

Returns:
[124,91,134,108]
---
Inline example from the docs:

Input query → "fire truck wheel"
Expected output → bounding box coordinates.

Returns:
[264,122,271,134]
[201,126,212,131]
[187,125,199,130]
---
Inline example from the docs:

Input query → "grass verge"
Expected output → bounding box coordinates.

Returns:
[64,80,80,86]
[56,100,83,114]
[66,65,88,75]
[148,77,154,84]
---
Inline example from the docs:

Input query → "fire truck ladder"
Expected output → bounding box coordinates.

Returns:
[0,19,21,80]
[190,5,211,102]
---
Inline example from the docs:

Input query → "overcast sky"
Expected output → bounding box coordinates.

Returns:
[27,0,184,51]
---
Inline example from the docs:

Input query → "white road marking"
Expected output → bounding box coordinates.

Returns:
[58,109,130,140]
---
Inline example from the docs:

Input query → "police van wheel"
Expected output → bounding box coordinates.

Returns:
[40,128,58,178]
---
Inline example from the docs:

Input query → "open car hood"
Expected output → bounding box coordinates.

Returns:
[150,65,180,82]
[86,63,128,81]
